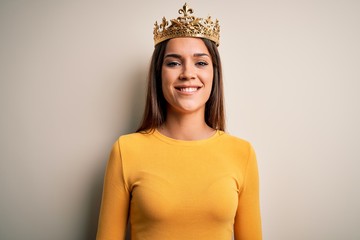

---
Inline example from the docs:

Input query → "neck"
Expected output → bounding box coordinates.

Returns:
[159,109,215,141]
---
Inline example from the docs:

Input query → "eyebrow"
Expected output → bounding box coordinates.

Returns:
[164,53,210,59]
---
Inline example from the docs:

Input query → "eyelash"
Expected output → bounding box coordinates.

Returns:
[166,62,180,67]
[197,61,208,66]
[165,61,209,67]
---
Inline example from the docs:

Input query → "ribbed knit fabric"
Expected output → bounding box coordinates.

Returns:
[96,130,262,240]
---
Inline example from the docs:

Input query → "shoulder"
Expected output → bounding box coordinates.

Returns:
[219,131,253,148]
[217,132,255,159]
[113,131,156,151]
[118,132,150,142]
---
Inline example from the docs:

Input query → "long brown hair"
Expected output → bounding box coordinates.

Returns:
[136,38,225,132]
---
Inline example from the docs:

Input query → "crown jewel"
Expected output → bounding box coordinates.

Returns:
[153,3,220,46]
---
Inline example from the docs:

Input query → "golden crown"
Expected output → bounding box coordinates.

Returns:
[153,3,220,46]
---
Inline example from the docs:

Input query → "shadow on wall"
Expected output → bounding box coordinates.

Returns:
[124,67,147,133]
[84,164,106,240]
[84,66,147,240]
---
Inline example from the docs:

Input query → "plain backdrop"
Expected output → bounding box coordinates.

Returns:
[1,0,359,239]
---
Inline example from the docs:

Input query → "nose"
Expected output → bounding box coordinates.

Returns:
[179,62,196,80]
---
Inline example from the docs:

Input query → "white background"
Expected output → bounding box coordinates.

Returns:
[1,0,359,239]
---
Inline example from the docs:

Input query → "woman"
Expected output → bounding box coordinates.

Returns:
[97,3,262,240]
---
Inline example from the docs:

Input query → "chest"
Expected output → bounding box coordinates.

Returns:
[125,148,244,223]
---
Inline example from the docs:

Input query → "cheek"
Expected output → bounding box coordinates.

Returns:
[161,69,167,89]
[204,70,214,97]
[204,69,214,87]
[161,69,173,101]
[161,68,172,86]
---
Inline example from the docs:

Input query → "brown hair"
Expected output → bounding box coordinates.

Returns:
[136,38,225,132]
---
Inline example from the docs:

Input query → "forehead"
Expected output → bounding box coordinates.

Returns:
[165,37,210,55]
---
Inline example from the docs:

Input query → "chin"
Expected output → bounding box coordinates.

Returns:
[170,104,206,115]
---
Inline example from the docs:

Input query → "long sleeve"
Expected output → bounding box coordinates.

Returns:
[234,145,262,240]
[96,131,261,240]
[96,140,130,240]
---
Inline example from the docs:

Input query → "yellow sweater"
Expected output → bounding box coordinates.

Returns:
[96,130,262,240]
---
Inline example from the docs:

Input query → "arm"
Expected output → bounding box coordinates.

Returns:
[234,145,262,240]
[96,140,130,240]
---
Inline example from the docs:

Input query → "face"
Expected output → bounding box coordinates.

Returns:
[161,37,213,115]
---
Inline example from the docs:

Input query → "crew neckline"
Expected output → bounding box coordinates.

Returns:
[153,129,224,146]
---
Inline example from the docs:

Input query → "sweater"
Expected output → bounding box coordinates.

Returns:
[96,130,262,240]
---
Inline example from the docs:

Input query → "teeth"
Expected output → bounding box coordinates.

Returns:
[179,87,198,92]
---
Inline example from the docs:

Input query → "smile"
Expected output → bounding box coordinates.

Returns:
[175,86,202,93]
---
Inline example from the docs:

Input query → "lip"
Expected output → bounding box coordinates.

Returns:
[174,85,203,94]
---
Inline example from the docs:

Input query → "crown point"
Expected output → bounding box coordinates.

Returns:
[153,3,220,47]
[179,3,193,17]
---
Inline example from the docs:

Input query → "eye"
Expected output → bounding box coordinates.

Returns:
[196,61,209,66]
[165,61,181,67]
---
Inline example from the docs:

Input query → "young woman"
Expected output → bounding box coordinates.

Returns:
[97,3,262,240]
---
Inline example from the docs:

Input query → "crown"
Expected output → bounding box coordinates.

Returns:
[153,3,220,46]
